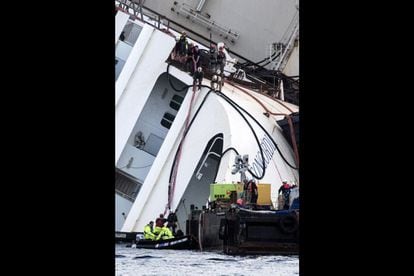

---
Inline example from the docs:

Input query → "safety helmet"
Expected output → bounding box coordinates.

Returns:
[282,179,287,183]
[216,69,221,74]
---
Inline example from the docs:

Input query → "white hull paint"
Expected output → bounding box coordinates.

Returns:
[115,11,298,232]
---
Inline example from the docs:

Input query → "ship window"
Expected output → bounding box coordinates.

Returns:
[122,22,143,46]
[161,112,176,129]
[169,94,184,111]
[143,133,164,156]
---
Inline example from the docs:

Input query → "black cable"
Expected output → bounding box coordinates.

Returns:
[168,89,215,183]
[217,91,298,170]
[215,91,266,180]
[166,62,290,185]
[259,52,281,67]
[221,147,239,157]
[222,91,298,169]
[239,51,280,67]
[166,63,193,92]
[167,88,246,183]
[167,62,219,183]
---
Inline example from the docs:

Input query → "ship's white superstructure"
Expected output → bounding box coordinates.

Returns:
[115,6,299,233]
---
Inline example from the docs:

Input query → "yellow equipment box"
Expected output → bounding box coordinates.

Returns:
[210,183,244,201]
[257,183,271,205]
[210,182,271,205]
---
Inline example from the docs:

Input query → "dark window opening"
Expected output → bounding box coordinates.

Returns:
[161,112,176,129]
[169,95,184,111]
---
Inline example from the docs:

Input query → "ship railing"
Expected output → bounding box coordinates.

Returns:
[115,1,271,71]
[177,2,240,43]
[268,10,299,71]
[115,1,298,103]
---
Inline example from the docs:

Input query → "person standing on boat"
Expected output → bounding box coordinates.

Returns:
[193,67,204,90]
[278,180,293,210]
[211,69,222,91]
[243,179,258,206]
[172,37,180,61]
[193,45,201,69]
[217,46,226,79]
[249,179,259,205]
[185,43,194,74]
[186,43,200,76]
[167,212,178,235]
[209,44,218,73]
[242,179,249,204]
[178,31,188,58]
[143,221,156,240]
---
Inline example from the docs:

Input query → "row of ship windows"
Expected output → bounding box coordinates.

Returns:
[161,94,184,129]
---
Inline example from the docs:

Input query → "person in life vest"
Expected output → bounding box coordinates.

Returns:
[278,180,293,209]
[156,226,174,240]
[153,218,175,240]
[153,218,164,235]
[143,221,156,240]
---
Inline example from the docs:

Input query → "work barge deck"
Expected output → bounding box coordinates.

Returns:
[187,202,299,255]
[117,182,299,255]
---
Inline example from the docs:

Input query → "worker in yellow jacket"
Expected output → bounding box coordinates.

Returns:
[143,221,156,240]
[153,218,175,240]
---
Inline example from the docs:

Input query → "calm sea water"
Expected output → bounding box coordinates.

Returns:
[116,244,299,276]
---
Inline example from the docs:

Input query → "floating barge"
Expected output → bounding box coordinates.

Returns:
[117,182,299,255]
[186,183,299,255]
[187,207,299,255]
[135,235,198,250]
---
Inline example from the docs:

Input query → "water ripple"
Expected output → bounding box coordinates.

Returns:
[116,244,299,275]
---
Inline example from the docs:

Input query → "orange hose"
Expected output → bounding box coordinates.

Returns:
[224,80,299,167]
[166,85,198,215]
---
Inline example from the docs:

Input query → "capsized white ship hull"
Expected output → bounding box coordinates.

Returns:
[115,9,299,233]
